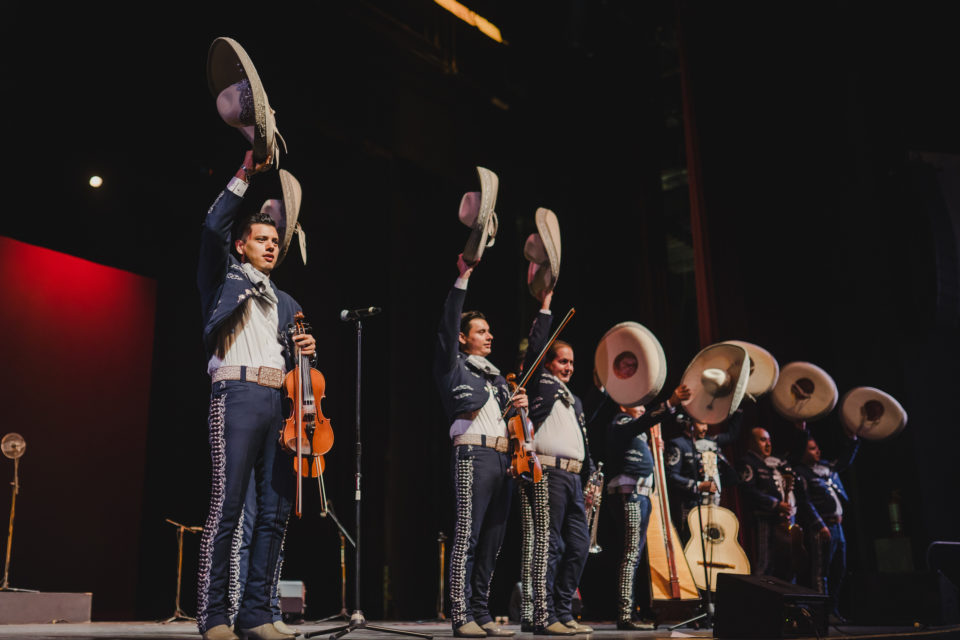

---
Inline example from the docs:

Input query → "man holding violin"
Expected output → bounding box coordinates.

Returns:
[195,150,315,640]
[518,291,597,636]
[434,254,528,639]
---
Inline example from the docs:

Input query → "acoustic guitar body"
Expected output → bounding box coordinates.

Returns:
[683,504,751,592]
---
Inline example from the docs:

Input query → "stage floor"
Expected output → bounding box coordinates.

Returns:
[0,620,958,640]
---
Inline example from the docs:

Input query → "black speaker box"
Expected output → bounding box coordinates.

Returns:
[714,574,828,639]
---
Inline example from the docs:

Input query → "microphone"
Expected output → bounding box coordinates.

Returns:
[340,306,382,321]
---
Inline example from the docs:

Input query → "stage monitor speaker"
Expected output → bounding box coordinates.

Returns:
[714,573,828,639]
[278,580,305,615]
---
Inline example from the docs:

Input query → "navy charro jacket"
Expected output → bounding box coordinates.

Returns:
[197,186,302,371]
[433,284,512,425]
[737,450,793,521]
[665,410,743,509]
[522,310,596,485]
[794,437,859,530]
[604,409,668,480]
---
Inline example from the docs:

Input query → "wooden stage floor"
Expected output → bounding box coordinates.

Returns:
[0,620,958,640]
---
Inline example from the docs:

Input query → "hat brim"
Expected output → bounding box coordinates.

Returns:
[262,169,302,267]
[839,386,907,440]
[207,37,278,166]
[462,166,499,263]
[771,361,838,421]
[723,340,779,397]
[534,208,561,281]
[594,321,667,407]
[680,343,750,425]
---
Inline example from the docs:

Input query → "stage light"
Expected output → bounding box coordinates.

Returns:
[89,176,103,188]
[433,0,504,43]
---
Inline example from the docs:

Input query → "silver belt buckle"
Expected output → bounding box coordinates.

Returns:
[257,366,283,388]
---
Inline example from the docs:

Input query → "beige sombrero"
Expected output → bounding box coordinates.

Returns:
[594,321,667,407]
[259,169,304,266]
[524,207,561,300]
[839,386,907,440]
[460,167,499,264]
[722,340,779,398]
[680,343,750,425]
[771,361,838,422]
[207,37,287,168]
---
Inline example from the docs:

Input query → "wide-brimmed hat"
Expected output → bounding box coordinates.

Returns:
[839,386,907,440]
[680,343,750,425]
[259,169,304,266]
[459,166,499,264]
[594,322,667,407]
[771,361,838,422]
[524,207,562,300]
[207,37,287,168]
[722,340,779,398]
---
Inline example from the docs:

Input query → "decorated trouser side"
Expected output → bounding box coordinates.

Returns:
[531,468,590,628]
[197,380,294,633]
[518,484,535,626]
[748,516,796,582]
[230,474,287,624]
[808,522,846,614]
[449,444,514,628]
[610,492,652,623]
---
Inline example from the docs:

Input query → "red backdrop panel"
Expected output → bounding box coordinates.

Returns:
[0,236,156,619]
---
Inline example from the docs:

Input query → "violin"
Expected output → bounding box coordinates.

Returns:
[501,307,576,483]
[506,373,542,483]
[281,311,334,517]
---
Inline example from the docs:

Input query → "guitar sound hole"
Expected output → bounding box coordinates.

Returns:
[704,525,724,543]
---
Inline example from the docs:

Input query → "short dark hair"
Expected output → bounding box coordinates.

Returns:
[460,310,487,336]
[236,212,277,243]
[545,339,572,363]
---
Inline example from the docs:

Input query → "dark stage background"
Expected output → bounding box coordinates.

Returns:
[3,0,960,625]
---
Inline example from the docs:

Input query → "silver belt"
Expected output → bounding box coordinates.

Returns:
[608,484,653,496]
[538,454,583,474]
[211,365,284,389]
[452,434,510,453]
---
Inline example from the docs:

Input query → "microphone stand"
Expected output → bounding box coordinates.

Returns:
[669,491,715,630]
[305,314,432,640]
[314,499,355,622]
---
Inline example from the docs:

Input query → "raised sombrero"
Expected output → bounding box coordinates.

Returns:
[208,37,287,168]
[594,321,667,407]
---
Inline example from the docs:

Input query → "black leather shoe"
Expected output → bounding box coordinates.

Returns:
[617,619,655,631]
[521,622,534,633]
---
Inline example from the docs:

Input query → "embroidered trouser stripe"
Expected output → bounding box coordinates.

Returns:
[615,493,651,622]
[228,508,246,622]
[530,476,551,627]
[449,445,513,627]
[518,484,535,624]
[197,393,228,632]
[196,382,292,633]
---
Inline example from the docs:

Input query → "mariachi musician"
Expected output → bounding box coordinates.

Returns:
[666,340,779,540]
[516,210,598,636]
[196,38,309,640]
[736,427,799,581]
[433,168,526,639]
[754,360,842,583]
[599,322,691,630]
[664,407,742,540]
